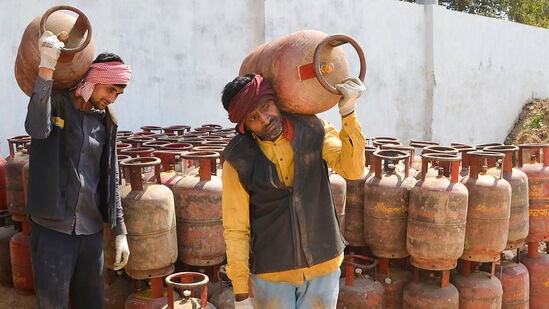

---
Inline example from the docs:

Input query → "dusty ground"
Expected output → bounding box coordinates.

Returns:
[0,283,35,308]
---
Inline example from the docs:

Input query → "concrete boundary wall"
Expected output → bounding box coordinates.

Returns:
[2,0,549,155]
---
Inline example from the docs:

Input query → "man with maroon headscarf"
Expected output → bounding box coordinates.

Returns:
[24,30,131,308]
[221,73,366,308]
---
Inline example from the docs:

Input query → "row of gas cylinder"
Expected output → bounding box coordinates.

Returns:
[0,123,236,308]
[334,137,549,308]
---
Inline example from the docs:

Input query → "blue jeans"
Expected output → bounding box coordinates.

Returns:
[251,268,340,309]
[30,221,104,309]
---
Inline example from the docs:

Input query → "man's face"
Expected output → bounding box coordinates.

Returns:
[89,84,124,110]
[244,99,283,141]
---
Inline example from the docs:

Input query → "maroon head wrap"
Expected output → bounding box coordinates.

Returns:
[227,74,276,134]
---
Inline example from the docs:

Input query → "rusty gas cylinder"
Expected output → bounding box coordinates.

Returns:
[407,153,469,270]
[0,224,18,286]
[376,257,412,309]
[126,136,156,148]
[409,139,440,172]
[163,125,191,136]
[162,272,215,309]
[104,271,132,309]
[518,144,549,242]
[484,145,530,250]
[174,151,225,266]
[337,255,384,309]
[489,257,530,309]
[518,247,549,307]
[364,149,415,259]
[460,151,511,262]
[451,143,477,179]
[0,144,6,211]
[116,142,133,155]
[140,125,164,134]
[5,136,31,223]
[119,157,178,280]
[344,145,376,247]
[451,267,503,308]
[402,269,459,308]
[415,145,459,180]
[10,222,34,296]
[329,170,347,235]
[15,5,95,96]
[209,265,235,309]
[153,150,186,190]
[142,140,171,150]
[240,30,366,114]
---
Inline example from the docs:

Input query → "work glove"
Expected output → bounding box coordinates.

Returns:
[234,297,254,309]
[38,30,64,70]
[113,234,130,270]
[335,77,365,116]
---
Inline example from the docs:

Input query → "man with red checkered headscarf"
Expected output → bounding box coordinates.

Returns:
[24,31,131,309]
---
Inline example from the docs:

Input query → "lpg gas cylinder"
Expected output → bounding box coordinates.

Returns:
[337,255,384,309]
[0,224,18,286]
[484,145,529,250]
[518,245,549,307]
[209,265,235,309]
[163,125,191,136]
[450,143,477,179]
[162,272,215,308]
[376,257,412,309]
[240,29,366,114]
[451,264,503,309]
[119,157,178,280]
[407,153,469,270]
[517,144,549,242]
[487,255,530,309]
[10,222,34,296]
[409,139,440,173]
[104,270,132,309]
[153,149,187,190]
[5,136,31,223]
[414,145,459,180]
[364,149,415,259]
[402,269,459,309]
[0,144,6,210]
[461,151,511,262]
[173,151,225,267]
[329,170,347,235]
[344,145,376,248]
[14,5,95,96]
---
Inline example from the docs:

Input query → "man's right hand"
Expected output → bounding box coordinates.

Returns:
[234,297,254,308]
[38,31,64,70]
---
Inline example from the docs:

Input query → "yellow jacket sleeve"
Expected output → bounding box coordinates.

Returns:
[221,160,252,294]
[322,112,366,180]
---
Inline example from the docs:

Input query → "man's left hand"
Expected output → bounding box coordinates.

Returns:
[336,77,365,116]
[113,234,130,270]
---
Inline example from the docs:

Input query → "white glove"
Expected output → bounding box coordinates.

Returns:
[38,30,64,70]
[113,234,130,270]
[335,77,365,116]
[234,297,254,309]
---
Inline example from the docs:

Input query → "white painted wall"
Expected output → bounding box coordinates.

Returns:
[2,0,549,156]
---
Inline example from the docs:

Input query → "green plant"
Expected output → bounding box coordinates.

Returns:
[524,112,546,129]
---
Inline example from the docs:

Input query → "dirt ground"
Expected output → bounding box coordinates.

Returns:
[0,283,35,308]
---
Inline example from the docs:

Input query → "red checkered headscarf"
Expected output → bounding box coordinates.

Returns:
[75,61,132,102]
[227,74,276,134]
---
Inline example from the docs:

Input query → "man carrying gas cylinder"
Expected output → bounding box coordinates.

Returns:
[24,31,131,308]
[220,72,367,308]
